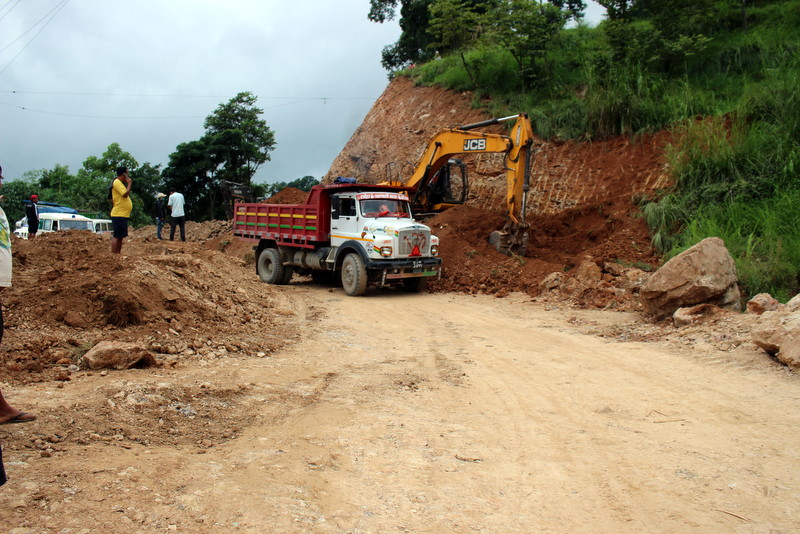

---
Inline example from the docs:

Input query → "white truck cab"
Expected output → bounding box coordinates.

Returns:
[331,191,439,261]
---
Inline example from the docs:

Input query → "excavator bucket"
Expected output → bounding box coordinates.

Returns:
[489,220,529,256]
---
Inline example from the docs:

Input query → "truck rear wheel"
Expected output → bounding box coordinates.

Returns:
[257,248,290,285]
[341,253,367,296]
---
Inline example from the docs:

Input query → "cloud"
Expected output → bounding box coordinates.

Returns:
[0,0,401,183]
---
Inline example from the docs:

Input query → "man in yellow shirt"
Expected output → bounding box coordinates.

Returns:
[110,166,133,254]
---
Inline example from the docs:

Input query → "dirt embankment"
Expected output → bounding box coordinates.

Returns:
[2,231,300,385]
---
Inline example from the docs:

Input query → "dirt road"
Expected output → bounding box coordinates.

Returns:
[2,285,799,533]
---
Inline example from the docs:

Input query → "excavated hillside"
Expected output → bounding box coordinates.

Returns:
[326,77,672,308]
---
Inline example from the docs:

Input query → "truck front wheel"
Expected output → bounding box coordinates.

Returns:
[257,248,291,285]
[341,253,367,296]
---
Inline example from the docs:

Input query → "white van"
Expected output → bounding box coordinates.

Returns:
[14,213,93,240]
[90,219,113,234]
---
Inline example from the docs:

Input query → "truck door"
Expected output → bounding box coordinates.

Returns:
[330,194,360,247]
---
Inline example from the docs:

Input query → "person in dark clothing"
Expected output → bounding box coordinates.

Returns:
[25,194,40,239]
[155,193,167,240]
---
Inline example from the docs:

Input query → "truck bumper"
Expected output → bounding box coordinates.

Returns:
[365,257,442,280]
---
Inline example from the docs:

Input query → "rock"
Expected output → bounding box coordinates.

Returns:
[751,311,800,369]
[540,272,563,291]
[63,310,89,328]
[79,341,157,370]
[574,259,602,282]
[618,268,649,290]
[603,262,626,276]
[746,293,783,315]
[786,293,800,312]
[672,303,728,327]
[640,237,740,319]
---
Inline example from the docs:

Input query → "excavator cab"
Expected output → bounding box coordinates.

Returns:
[412,158,468,215]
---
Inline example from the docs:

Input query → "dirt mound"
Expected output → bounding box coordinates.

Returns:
[2,231,299,384]
[265,186,308,204]
[426,202,657,309]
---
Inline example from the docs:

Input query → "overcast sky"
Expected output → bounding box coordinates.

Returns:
[1,1,604,186]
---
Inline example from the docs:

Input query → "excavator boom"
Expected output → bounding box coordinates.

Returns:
[391,113,535,255]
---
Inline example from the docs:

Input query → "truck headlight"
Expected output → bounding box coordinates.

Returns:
[380,246,393,257]
[430,244,438,256]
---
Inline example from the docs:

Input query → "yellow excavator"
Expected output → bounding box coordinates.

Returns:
[383,113,535,256]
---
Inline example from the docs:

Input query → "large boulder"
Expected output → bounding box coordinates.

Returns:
[640,237,740,319]
[751,311,800,370]
[787,293,800,312]
[79,341,157,370]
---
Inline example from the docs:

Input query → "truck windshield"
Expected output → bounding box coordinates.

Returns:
[361,199,410,218]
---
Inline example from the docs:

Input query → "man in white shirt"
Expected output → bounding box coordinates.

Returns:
[167,190,186,242]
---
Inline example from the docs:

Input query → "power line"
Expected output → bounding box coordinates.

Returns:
[0,95,354,120]
[0,89,373,100]
[0,0,70,75]
[0,99,204,120]
[0,0,22,24]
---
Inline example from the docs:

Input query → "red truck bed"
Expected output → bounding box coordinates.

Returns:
[233,201,326,247]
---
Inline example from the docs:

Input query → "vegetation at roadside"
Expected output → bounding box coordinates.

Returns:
[370,0,800,300]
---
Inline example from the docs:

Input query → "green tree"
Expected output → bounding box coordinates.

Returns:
[549,0,587,22]
[428,0,484,86]
[597,0,713,72]
[1,178,37,227]
[163,92,276,221]
[376,0,439,70]
[262,176,319,197]
[485,0,569,91]
[162,138,218,221]
[288,176,319,191]
[371,0,503,71]
[203,91,276,187]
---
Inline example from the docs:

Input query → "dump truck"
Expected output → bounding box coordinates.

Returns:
[233,183,441,296]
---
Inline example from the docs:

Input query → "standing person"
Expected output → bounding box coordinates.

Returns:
[0,165,37,487]
[25,194,39,239]
[154,193,166,240]
[110,166,133,254]
[167,189,186,242]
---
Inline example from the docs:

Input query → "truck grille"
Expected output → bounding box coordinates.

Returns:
[397,228,431,257]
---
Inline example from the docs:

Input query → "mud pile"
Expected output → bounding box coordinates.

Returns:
[2,232,300,384]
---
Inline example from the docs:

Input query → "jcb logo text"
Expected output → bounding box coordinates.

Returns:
[463,138,486,151]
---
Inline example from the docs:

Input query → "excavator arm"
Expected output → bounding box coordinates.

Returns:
[390,113,535,255]
[489,114,535,256]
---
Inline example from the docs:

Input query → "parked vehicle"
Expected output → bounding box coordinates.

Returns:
[233,183,441,296]
[90,219,113,234]
[14,212,93,239]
